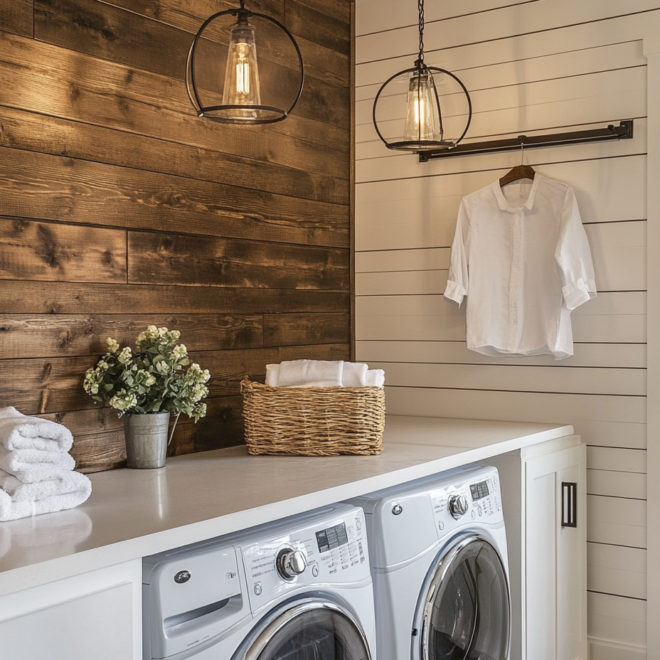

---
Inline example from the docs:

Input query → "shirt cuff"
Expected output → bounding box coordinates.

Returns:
[563,278,597,311]
[444,280,467,306]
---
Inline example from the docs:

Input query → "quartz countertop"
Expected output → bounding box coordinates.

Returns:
[0,415,573,597]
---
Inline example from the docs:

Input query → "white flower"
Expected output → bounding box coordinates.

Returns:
[155,360,170,375]
[106,338,120,354]
[173,344,187,359]
[118,347,132,364]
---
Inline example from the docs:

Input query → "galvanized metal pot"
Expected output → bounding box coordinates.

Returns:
[123,412,170,469]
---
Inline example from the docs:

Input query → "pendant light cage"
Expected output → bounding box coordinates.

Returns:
[372,0,472,152]
[186,1,305,125]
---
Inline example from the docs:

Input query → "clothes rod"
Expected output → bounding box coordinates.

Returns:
[418,120,634,162]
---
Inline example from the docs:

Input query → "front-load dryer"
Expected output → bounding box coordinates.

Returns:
[348,465,510,660]
[142,503,375,660]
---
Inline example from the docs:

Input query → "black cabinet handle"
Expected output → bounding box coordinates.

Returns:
[562,482,578,528]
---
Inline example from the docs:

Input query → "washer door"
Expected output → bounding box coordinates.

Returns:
[238,599,372,660]
[420,535,509,660]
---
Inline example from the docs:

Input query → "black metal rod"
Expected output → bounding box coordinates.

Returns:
[418,120,634,162]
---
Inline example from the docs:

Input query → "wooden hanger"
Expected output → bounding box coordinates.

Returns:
[499,140,535,187]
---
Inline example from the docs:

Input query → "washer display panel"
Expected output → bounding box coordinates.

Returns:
[421,536,509,660]
[243,601,371,660]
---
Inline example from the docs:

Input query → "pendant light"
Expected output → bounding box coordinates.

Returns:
[186,0,304,125]
[372,0,472,152]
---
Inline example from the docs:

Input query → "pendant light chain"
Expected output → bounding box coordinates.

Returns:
[417,0,425,67]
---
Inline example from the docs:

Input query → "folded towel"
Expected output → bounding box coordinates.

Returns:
[0,487,92,522]
[265,363,280,387]
[0,407,73,453]
[342,362,368,387]
[0,448,76,483]
[0,468,91,503]
[365,369,385,387]
[277,359,343,388]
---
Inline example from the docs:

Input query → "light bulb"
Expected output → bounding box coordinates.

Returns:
[403,70,437,143]
[222,20,261,119]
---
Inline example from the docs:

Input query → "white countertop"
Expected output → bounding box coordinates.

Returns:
[0,415,573,597]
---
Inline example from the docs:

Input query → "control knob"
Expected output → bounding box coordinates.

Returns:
[276,547,307,580]
[448,494,469,520]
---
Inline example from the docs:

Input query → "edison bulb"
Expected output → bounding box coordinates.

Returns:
[222,20,261,119]
[403,70,437,142]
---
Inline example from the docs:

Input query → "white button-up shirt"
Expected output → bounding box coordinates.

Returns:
[444,174,596,360]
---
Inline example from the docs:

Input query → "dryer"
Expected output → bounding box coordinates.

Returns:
[142,503,376,660]
[349,465,510,660]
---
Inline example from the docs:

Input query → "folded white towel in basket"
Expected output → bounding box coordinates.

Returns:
[0,407,73,453]
[365,369,385,387]
[276,359,343,388]
[0,447,76,483]
[0,468,91,503]
[342,362,368,387]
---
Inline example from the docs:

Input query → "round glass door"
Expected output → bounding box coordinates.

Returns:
[242,600,371,660]
[421,535,509,660]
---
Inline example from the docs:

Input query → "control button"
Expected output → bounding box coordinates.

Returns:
[254,583,262,596]
[276,547,307,580]
[471,510,476,520]
[312,564,319,578]
[438,521,445,531]
[356,518,362,531]
[392,504,403,516]
[448,495,469,520]
[477,505,482,517]
[174,570,191,584]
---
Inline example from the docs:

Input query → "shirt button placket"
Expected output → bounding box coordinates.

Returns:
[508,213,523,351]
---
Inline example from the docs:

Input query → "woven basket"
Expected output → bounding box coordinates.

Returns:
[240,377,385,456]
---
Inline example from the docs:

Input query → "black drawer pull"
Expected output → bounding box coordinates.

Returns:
[561,482,578,528]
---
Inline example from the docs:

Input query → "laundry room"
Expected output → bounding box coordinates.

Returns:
[0,1,655,659]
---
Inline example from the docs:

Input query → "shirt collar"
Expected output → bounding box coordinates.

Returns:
[492,173,542,212]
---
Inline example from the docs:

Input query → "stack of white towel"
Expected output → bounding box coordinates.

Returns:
[0,408,92,521]
[265,360,385,388]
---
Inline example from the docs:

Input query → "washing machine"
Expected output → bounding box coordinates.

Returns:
[348,465,510,660]
[142,503,376,660]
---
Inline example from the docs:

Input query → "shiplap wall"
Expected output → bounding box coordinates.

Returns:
[355,1,657,658]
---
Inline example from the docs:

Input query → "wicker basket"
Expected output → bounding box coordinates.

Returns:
[240,377,385,456]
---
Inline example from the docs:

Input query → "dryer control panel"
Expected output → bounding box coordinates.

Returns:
[429,467,503,534]
[241,506,370,614]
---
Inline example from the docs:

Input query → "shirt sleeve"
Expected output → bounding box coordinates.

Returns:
[555,186,597,311]
[444,199,470,306]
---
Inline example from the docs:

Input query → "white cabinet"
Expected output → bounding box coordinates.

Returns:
[490,435,587,660]
[0,559,142,660]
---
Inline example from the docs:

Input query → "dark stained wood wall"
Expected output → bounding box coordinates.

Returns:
[0,0,352,472]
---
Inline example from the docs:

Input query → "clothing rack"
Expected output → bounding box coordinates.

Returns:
[417,120,634,162]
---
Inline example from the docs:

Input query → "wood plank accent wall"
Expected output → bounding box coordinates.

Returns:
[0,0,353,473]
[354,1,655,658]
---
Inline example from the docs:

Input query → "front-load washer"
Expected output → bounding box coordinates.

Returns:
[348,465,510,660]
[142,503,375,660]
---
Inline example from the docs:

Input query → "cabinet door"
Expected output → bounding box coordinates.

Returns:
[524,443,586,660]
[0,559,141,660]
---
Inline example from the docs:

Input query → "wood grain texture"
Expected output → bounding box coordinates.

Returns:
[0,0,33,38]
[33,0,349,128]
[0,314,264,359]
[0,31,348,176]
[0,106,349,205]
[128,232,349,290]
[0,148,349,248]
[0,281,350,314]
[264,313,351,346]
[0,218,127,283]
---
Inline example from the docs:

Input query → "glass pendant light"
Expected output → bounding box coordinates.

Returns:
[222,16,261,120]
[372,0,472,152]
[186,0,304,125]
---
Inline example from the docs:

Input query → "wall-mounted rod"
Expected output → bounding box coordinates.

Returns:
[418,120,634,162]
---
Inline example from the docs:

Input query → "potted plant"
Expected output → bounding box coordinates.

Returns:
[83,326,210,469]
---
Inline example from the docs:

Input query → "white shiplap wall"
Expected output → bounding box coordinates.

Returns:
[355,1,657,658]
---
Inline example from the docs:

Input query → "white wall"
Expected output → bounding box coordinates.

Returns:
[355,1,659,658]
